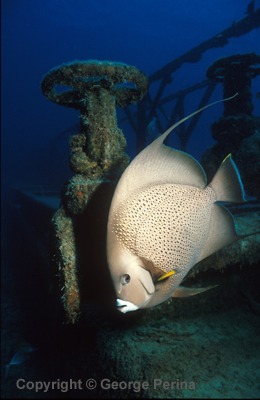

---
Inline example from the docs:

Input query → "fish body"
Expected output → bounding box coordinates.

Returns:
[107,98,245,313]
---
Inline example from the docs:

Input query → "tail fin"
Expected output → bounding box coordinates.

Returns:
[209,154,245,203]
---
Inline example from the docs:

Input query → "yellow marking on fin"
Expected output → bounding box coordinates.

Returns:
[157,270,176,282]
[222,153,232,163]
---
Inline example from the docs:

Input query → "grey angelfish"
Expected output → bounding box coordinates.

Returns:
[107,95,245,313]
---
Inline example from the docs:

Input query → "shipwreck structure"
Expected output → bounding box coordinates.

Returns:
[5,4,260,400]
[41,61,148,322]
[38,4,259,324]
[124,7,260,153]
[201,53,260,198]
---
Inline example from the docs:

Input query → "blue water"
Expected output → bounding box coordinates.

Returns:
[1,1,260,399]
[2,0,260,190]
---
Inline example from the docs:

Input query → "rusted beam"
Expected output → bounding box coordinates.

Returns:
[150,9,260,83]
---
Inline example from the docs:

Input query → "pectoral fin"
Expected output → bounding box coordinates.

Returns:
[172,285,218,298]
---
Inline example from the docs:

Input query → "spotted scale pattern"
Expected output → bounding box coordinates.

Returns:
[112,184,216,272]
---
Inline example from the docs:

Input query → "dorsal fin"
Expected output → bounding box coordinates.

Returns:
[209,154,245,203]
[109,94,238,215]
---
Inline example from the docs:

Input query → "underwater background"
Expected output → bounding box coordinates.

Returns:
[1,0,260,399]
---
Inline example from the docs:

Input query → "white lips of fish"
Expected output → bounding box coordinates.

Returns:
[107,95,245,313]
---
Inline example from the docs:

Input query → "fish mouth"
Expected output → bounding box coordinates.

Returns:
[116,299,138,313]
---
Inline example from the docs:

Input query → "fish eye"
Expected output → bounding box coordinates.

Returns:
[121,274,131,285]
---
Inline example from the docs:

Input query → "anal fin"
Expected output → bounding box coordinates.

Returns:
[172,285,217,298]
